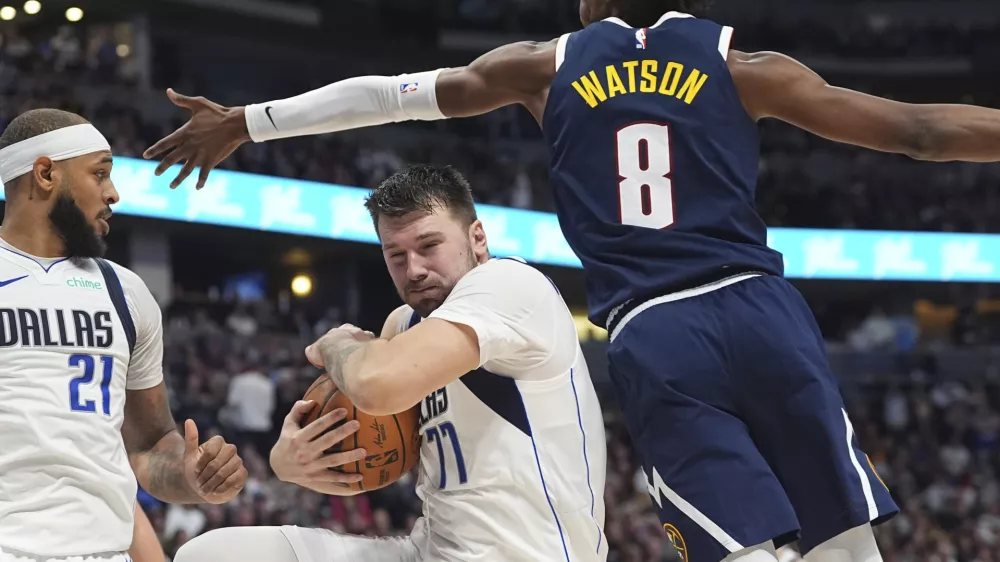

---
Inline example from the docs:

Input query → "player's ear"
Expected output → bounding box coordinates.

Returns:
[30,156,58,194]
[469,219,489,263]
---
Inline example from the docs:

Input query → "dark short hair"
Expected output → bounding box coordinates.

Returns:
[616,0,710,27]
[0,108,90,151]
[364,165,478,234]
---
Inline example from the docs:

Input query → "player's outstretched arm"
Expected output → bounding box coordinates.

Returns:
[142,41,557,189]
[730,50,1000,162]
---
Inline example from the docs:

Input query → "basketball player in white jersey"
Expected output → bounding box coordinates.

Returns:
[174,165,608,562]
[0,109,248,562]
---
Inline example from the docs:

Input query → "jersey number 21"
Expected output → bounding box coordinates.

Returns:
[69,354,113,415]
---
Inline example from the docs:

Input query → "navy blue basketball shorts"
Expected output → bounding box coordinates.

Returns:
[606,274,897,562]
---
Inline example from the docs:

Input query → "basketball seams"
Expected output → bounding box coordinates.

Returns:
[391,413,406,482]
[354,406,364,492]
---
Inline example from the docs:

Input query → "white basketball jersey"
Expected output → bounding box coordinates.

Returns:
[395,258,608,562]
[0,239,163,557]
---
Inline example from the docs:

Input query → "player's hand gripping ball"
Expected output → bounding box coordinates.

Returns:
[298,324,422,494]
[295,373,422,493]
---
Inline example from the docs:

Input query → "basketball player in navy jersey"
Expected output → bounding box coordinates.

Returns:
[145,1,1000,560]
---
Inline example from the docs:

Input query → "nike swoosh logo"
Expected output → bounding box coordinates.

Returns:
[264,106,278,130]
[0,275,28,287]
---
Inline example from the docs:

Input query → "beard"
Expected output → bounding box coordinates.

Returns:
[49,189,108,258]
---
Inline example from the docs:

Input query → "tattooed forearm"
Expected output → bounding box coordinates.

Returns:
[133,431,202,504]
[321,339,371,397]
[123,384,200,504]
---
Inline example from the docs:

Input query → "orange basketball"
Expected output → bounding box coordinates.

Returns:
[301,372,421,493]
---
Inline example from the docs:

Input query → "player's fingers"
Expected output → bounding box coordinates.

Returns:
[169,158,198,190]
[217,465,249,496]
[312,448,367,471]
[283,400,316,430]
[206,464,247,502]
[312,465,365,484]
[304,344,325,369]
[183,419,199,457]
[195,436,226,473]
[153,147,186,177]
[196,160,215,190]
[166,88,206,110]
[311,419,361,455]
[143,134,180,160]
[197,442,237,486]
[297,408,349,442]
[199,450,242,494]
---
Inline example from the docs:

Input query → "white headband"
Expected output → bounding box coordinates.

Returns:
[0,123,111,184]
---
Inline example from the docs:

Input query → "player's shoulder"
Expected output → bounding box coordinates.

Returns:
[98,259,148,293]
[95,258,160,312]
[462,257,553,291]
[385,303,417,338]
[455,257,562,308]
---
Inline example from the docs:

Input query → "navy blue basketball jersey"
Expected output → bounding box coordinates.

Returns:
[542,11,784,326]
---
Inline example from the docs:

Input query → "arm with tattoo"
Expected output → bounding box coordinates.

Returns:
[320,337,373,398]
[122,383,203,504]
[306,318,480,416]
[124,382,246,504]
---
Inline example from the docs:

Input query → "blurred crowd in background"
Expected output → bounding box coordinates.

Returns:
[4,8,1000,562]
[5,21,1000,233]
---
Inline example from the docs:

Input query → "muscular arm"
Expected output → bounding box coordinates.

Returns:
[122,383,202,504]
[435,40,559,120]
[730,50,1000,162]
[317,319,480,416]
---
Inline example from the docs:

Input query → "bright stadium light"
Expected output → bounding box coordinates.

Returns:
[23,0,39,15]
[64,6,82,22]
[0,6,16,20]
[291,275,313,297]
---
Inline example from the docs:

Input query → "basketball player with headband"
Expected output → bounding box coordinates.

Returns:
[0,109,248,562]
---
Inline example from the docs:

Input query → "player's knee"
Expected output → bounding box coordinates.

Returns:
[173,527,297,562]
[723,541,779,562]
[803,523,882,562]
[173,528,234,562]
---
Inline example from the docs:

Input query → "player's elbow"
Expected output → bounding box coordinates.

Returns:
[900,107,945,161]
[349,373,403,416]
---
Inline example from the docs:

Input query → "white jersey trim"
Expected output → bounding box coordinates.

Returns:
[842,409,879,520]
[718,26,734,60]
[555,33,570,71]
[651,11,695,28]
[570,366,604,553]
[645,467,745,552]
[604,11,693,29]
[608,273,761,341]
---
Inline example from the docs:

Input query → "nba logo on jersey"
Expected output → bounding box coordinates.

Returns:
[635,28,647,49]
[400,82,419,94]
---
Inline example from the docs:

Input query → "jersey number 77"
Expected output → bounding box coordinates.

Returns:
[617,123,674,230]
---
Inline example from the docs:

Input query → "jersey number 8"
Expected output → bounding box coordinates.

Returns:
[617,123,675,230]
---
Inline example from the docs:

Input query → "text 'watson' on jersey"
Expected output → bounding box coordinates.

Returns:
[542,11,785,326]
